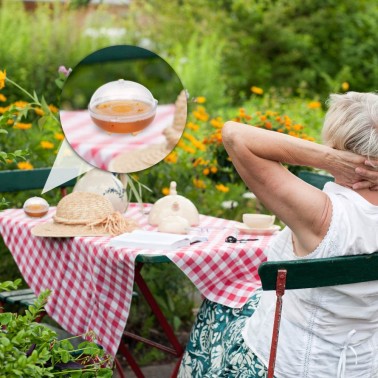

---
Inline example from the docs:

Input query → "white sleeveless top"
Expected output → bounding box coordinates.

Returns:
[243,182,378,378]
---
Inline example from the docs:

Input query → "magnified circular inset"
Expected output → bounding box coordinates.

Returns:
[59,45,187,173]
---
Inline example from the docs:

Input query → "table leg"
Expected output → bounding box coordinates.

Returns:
[119,262,184,378]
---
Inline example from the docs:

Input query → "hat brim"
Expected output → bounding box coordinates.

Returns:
[109,143,170,173]
[31,221,109,238]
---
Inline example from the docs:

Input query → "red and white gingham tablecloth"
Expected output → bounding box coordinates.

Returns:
[60,105,175,170]
[0,204,273,356]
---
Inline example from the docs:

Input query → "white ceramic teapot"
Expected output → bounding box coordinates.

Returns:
[73,169,128,213]
[148,181,199,226]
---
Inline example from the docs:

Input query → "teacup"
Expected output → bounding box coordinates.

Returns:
[242,214,275,229]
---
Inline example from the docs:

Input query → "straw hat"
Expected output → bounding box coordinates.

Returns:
[108,143,170,173]
[31,191,137,237]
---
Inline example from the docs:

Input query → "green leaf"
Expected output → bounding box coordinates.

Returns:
[38,116,48,128]
[0,313,13,326]
[0,129,8,134]
[97,369,113,377]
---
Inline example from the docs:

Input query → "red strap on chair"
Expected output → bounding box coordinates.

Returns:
[268,269,287,378]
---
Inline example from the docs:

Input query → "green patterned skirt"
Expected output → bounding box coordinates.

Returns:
[178,289,268,378]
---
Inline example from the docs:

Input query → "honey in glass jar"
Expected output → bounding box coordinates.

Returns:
[23,197,49,217]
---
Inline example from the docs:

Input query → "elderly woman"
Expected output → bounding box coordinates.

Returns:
[179,92,378,378]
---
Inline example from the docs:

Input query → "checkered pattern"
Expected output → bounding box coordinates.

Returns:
[60,105,175,170]
[0,204,272,356]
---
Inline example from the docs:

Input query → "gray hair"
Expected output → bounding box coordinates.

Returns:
[322,92,378,159]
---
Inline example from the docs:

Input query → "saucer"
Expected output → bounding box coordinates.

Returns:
[236,223,281,235]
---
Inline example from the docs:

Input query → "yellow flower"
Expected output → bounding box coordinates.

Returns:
[48,104,59,113]
[210,166,218,174]
[7,119,14,125]
[17,161,33,170]
[215,184,229,193]
[162,187,170,196]
[203,168,210,175]
[193,178,206,189]
[54,132,65,141]
[308,101,321,109]
[341,82,349,91]
[34,107,45,116]
[0,106,9,114]
[251,86,264,95]
[196,96,206,104]
[164,151,178,164]
[0,69,6,90]
[13,122,32,130]
[40,140,54,149]
[0,93,7,102]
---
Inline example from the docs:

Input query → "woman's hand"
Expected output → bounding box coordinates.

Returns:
[354,159,378,190]
[326,149,378,190]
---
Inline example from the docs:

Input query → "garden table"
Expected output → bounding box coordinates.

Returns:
[0,203,273,359]
[60,104,175,171]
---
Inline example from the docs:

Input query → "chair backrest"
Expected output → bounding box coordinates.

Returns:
[259,252,378,291]
[297,170,334,189]
[0,168,76,193]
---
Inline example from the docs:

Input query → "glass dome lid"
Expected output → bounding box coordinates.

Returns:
[88,80,158,133]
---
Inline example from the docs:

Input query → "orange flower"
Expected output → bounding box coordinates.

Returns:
[13,122,32,130]
[48,104,59,113]
[210,166,218,174]
[187,122,199,131]
[265,121,272,129]
[162,187,170,196]
[308,101,321,109]
[34,107,45,116]
[260,115,267,122]
[164,151,178,164]
[54,133,65,141]
[215,184,229,193]
[0,69,6,90]
[203,168,210,175]
[17,161,33,170]
[210,117,223,129]
[0,106,9,114]
[251,86,264,95]
[196,96,206,104]
[193,178,206,189]
[0,93,6,102]
[13,100,28,108]
[40,140,54,149]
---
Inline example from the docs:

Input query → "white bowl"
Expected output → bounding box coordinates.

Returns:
[242,214,275,229]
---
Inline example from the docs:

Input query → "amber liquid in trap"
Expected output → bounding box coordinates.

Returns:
[91,99,155,134]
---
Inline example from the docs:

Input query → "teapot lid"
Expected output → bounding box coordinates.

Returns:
[148,181,199,226]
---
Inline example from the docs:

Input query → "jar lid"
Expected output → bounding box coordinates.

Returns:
[23,197,49,217]
[88,79,158,123]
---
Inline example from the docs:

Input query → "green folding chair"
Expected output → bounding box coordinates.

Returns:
[258,171,378,378]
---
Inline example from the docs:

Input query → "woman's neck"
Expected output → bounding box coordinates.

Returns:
[354,188,378,206]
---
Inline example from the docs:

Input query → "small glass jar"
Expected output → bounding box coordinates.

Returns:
[88,79,158,134]
[23,197,49,218]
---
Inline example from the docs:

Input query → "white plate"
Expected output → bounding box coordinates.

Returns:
[236,224,281,235]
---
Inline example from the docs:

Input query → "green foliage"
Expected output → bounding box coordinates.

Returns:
[0,281,113,377]
[0,1,127,104]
